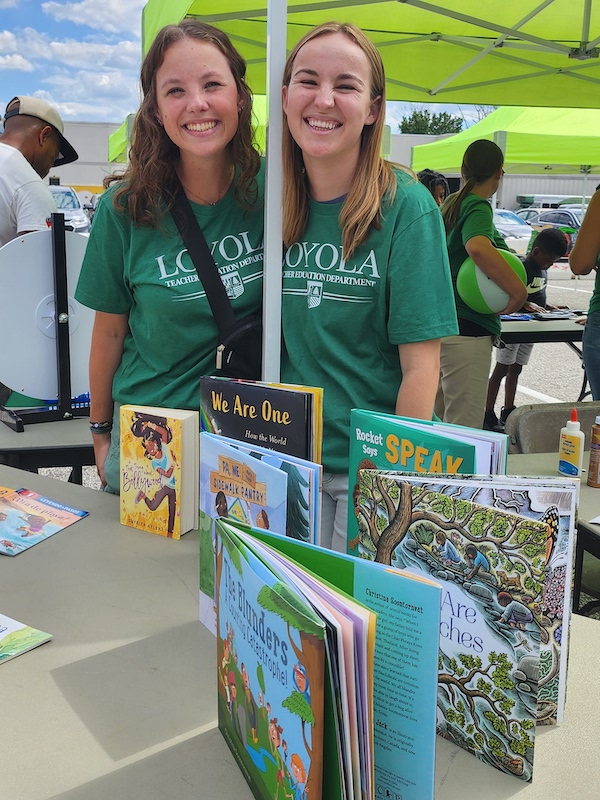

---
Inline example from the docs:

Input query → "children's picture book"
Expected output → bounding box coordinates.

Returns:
[386,472,578,727]
[207,432,323,546]
[347,409,508,554]
[215,519,327,800]
[0,487,88,556]
[199,432,288,635]
[200,377,323,462]
[354,469,577,781]
[0,612,52,663]
[217,517,442,800]
[119,405,199,539]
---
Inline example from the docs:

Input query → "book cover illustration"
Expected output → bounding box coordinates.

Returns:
[206,432,322,545]
[0,612,52,663]
[216,519,325,800]
[357,472,551,781]
[120,408,195,539]
[0,489,88,556]
[348,409,483,555]
[199,433,288,635]
[200,377,313,460]
[388,473,577,727]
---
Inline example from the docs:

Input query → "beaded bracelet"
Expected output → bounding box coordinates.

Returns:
[89,420,112,434]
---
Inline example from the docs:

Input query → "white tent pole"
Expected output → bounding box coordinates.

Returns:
[493,130,507,209]
[262,0,287,381]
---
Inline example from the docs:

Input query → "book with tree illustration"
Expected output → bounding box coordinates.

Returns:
[199,432,288,634]
[348,408,508,554]
[215,519,327,800]
[216,517,442,800]
[200,377,323,462]
[0,487,88,556]
[355,469,577,781]
[383,472,578,727]
[120,405,199,539]
[0,612,52,663]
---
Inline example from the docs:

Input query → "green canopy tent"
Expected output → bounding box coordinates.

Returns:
[412,105,600,174]
[143,0,600,108]
[141,0,600,379]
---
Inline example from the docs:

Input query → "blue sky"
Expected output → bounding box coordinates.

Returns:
[0,1,482,128]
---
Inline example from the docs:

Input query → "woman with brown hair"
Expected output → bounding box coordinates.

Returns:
[280,21,458,551]
[75,20,264,493]
[435,139,527,429]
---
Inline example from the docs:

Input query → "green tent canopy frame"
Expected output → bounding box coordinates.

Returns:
[142,0,600,108]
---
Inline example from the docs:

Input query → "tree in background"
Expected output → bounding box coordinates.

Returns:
[400,108,463,135]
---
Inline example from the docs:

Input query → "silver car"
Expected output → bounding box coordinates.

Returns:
[48,185,91,234]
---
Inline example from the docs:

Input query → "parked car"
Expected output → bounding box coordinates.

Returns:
[527,207,583,254]
[514,207,540,223]
[493,209,534,256]
[48,185,91,233]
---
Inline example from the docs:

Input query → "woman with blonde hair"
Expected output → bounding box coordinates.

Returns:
[280,21,458,551]
[435,139,527,429]
[75,20,264,492]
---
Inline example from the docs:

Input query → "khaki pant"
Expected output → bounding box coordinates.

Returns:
[435,334,493,429]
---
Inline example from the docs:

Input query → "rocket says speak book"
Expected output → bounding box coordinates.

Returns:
[120,405,199,539]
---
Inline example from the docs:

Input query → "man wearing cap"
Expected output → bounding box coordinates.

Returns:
[0,96,78,248]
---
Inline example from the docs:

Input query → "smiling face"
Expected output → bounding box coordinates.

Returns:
[282,32,380,175]
[154,37,241,167]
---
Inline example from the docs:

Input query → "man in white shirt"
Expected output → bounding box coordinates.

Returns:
[0,95,78,247]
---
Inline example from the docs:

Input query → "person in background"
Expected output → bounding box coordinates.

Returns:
[280,21,458,551]
[75,20,264,493]
[435,139,527,429]
[484,227,568,431]
[570,188,600,399]
[0,95,78,247]
[417,168,450,208]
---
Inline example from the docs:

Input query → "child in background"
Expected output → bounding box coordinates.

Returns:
[484,227,569,431]
[417,168,450,208]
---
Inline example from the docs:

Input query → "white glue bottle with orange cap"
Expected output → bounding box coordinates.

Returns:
[558,408,585,478]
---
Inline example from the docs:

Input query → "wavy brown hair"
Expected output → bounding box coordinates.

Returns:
[282,22,401,261]
[108,19,260,225]
[441,139,504,232]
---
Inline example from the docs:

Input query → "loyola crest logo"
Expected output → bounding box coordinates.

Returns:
[307,281,323,308]
[222,271,244,300]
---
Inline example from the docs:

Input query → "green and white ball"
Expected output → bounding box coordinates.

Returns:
[457,251,527,314]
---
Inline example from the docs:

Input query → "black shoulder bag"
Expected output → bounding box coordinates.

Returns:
[171,189,262,380]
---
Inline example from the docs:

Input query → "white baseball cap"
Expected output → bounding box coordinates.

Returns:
[3,95,78,167]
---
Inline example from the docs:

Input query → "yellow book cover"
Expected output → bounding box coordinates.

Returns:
[119,405,199,539]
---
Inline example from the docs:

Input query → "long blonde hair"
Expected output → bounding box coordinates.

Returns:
[441,139,504,232]
[107,20,260,226]
[282,22,398,261]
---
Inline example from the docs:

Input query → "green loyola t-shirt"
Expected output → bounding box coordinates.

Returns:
[281,169,458,474]
[75,170,264,410]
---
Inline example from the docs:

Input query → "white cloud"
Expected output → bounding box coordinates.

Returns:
[0,53,33,70]
[0,30,18,51]
[0,0,19,8]
[42,0,145,36]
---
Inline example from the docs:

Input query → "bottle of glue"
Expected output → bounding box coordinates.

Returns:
[558,408,585,477]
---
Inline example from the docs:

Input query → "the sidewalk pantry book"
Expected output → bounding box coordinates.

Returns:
[347,409,509,554]
[0,612,52,663]
[200,376,323,463]
[199,431,322,634]
[353,468,578,782]
[0,485,88,556]
[119,405,199,539]
[215,517,442,800]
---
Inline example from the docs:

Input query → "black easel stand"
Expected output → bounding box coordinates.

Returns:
[0,214,90,432]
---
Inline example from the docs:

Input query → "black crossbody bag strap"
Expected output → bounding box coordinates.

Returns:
[171,189,237,332]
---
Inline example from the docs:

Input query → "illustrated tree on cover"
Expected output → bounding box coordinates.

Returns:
[258,582,325,800]
[356,475,547,592]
